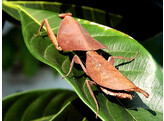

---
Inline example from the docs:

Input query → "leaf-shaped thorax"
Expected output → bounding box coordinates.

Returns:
[57,16,108,51]
[86,51,137,91]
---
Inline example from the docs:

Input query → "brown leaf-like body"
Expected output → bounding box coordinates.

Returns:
[57,16,108,51]
[86,51,138,91]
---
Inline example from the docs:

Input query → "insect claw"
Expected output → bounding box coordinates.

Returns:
[34,33,38,37]
[132,95,134,98]
[129,95,133,100]
[62,75,68,79]
[96,113,98,119]
[34,30,42,37]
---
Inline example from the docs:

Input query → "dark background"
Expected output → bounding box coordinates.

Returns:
[54,0,163,42]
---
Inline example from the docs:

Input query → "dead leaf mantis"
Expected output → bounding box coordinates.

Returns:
[35,13,149,118]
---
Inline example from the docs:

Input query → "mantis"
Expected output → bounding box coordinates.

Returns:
[35,13,108,51]
[35,13,149,118]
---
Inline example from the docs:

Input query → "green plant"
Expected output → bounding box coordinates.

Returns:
[2,1,162,121]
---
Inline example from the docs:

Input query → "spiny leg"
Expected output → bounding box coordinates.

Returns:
[100,87,133,100]
[63,56,99,118]
[108,52,139,65]
[86,80,99,118]
[62,55,87,79]
[34,19,62,51]
[107,52,149,98]
[125,87,149,98]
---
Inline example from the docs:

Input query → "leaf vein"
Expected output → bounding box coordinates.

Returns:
[116,98,137,121]
[105,100,115,121]
[43,43,54,59]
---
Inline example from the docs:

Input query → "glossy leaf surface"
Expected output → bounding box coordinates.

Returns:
[2,1,122,26]
[2,2,163,121]
[3,89,93,121]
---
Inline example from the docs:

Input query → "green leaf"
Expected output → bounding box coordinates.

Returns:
[141,32,163,66]
[17,6,162,120]
[3,89,91,121]
[3,2,163,120]
[2,1,122,26]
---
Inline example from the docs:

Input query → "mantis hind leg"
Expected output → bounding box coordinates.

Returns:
[108,52,139,65]
[63,55,87,79]
[86,80,99,119]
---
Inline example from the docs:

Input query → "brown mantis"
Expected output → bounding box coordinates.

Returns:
[35,13,108,51]
[35,13,149,118]
[62,50,149,117]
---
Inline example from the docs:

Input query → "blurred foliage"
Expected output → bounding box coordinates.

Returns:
[2,1,123,27]
[3,89,99,121]
[2,25,40,76]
